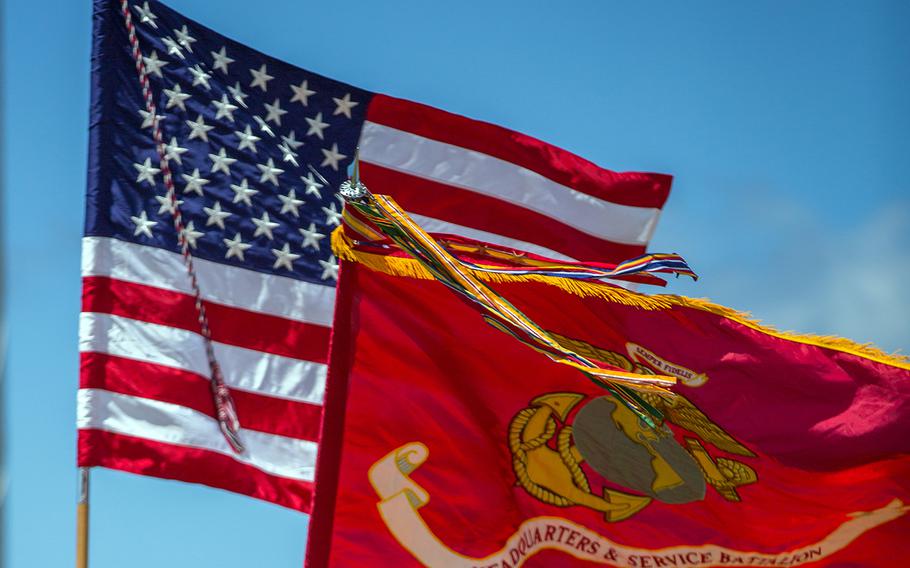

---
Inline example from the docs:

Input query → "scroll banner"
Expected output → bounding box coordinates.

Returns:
[305,259,910,567]
[370,443,906,567]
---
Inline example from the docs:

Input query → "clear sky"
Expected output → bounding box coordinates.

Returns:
[3,0,908,566]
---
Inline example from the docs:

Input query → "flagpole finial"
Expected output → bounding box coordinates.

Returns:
[352,147,360,186]
[339,147,369,201]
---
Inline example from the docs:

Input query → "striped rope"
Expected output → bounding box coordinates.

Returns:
[118,0,244,453]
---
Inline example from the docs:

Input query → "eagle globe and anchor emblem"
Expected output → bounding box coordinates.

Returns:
[508,343,758,522]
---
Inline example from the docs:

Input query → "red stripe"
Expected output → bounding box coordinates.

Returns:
[78,429,314,512]
[80,352,322,441]
[366,94,672,209]
[82,276,330,364]
[360,162,645,263]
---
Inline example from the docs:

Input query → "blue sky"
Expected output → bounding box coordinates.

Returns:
[3,0,908,566]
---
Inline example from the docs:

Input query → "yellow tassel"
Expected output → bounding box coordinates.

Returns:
[332,227,909,370]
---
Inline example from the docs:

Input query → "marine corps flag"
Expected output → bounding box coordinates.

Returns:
[306,193,910,567]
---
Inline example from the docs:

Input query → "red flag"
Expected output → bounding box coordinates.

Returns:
[306,245,910,567]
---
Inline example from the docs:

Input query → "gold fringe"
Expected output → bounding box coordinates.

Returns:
[332,228,909,370]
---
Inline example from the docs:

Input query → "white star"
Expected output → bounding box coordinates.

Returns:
[209,147,237,176]
[203,201,233,229]
[234,125,261,153]
[277,142,299,166]
[224,233,252,261]
[133,2,158,29]
[164,137,188,165]
[155,192,184,215]
[320,143,346,171]
[332,93,359,118]
[281,130,304,150]
[229,178,258,206]
[188,64,212,90]
[133,157,160,186]
[256,158,284,186]
[131,210,157,238]
[263,98,287,126]
[185,114,213,142]
[142,50,168,78]
[223,84,247,110]
[249,64,273,91]
[290,80,316,105]
[163,83,191,111]
[322,202,342,226]
[181,168,209,196]
[139,109,164,130]
[211,46,234,74]
[252,115,275,137]
[305,112,329,139]
[180,221,204,249]
[299,222,326,249]
[271,243,300,271]
[319,255,339,280]
[278,189,305,217]
[174,25,197,53]
[300,172,324,198]
[161,36,185,60]
[212,94,238,122]
[252,212,280,240]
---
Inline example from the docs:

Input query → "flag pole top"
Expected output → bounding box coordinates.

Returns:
[339,148,369,201]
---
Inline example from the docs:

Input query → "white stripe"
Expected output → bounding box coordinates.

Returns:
[409,214,576,261]
[81,236,335,327]
[77,389,316,482]
[359,121,661,245]
[79,312,326,405]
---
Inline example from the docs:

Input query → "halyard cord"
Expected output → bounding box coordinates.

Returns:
[117,0,244,453]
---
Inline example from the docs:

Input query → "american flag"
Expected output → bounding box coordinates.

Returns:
[78,0,672,512]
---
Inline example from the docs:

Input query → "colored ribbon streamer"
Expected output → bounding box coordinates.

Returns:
[339,181,698,426]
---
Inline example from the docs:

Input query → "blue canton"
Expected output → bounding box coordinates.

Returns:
[86,0,373,286]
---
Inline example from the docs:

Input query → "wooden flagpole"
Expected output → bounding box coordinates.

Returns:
[76,467,90,568]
